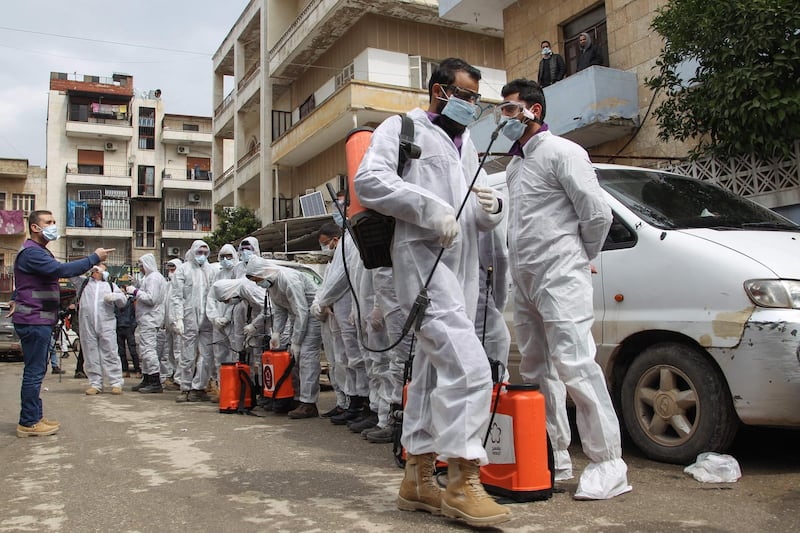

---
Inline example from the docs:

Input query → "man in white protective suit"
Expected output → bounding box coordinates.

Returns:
[243,257,322,419]
[233,237,263,391]
[205,244,240,399]
[73,264,128,395]
[498,77,631,500]
[354,58,509,527]
[171,240,216,403]
[309,223,349,418]
[127,253,167,394]
[158,258,183,390]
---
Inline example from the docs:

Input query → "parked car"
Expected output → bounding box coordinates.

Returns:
[490,164,800,464]
[0,302,22,360]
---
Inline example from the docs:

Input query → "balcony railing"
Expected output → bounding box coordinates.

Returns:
[162,167,212,181]
[238,63,261,90]
[215,89,235,115]
[237,143,260,169]
[66,163,130,178]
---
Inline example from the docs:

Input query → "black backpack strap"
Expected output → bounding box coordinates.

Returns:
[75,276,90,305]
[236,367,257,414]
[271,354,295,399]
[397,114,418,175]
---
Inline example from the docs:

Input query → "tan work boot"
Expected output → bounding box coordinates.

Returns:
[17,422,59,438]
[397,453,442,514]
[441,458,510,527]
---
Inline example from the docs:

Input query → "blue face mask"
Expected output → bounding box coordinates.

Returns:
[220,258,234,270]
[195,254,208,265]
[441,94,477,126]
[41,224,59,241]
[240,250,253,262]
[502,119,527,141]
[258,279,273,289]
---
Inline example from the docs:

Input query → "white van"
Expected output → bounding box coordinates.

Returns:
[490,164,800,464]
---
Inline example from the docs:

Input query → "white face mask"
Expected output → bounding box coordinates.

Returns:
[240,249,254,262]
[220,258,234,270]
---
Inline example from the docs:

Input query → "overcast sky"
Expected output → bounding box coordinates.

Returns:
[0,0,251,167]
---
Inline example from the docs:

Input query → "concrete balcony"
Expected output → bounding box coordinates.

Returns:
[162,168,213,191]
[545,66,640,149]
[65,120,133,141]
[272,80,426,167]
[65,164,132,187]
[161,229,209,240]
[161,129,213,146]
[64,227,132,239]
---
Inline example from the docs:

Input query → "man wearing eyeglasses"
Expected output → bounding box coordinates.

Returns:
[354,58,508,527]
[498,78,630,500]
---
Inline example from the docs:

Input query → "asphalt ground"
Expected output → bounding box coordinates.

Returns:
[1,355,798,533]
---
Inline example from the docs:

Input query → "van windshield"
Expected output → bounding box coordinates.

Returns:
[597,168,799,231]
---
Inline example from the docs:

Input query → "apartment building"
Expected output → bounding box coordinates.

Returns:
[0,158,46,300]
[442,0,799,221]
[211,0,507,241]
[45,72,214,271]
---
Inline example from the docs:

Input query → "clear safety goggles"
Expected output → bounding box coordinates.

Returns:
[444,85,481,104]
[495,101,535,121]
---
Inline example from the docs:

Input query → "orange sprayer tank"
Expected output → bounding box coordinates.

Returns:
[480,383,553,501]
[262,349,295,400]
[344,127,375,219]
[219,362,255,413]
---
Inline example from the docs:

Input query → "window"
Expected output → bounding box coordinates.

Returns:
[186,158,211,180]
[299,94,316,120]
[69,103,89,122]
[135,215,155,247]
[182,123,200,132]
[138,166,155,196]
[138,107,155,150]
[12,193,35,216]
[335,63,354,89]
[77,149,104,175]
[272,110,292,140]
[0,192,6,209]
[409,56,439,90]
[563,5,608,76]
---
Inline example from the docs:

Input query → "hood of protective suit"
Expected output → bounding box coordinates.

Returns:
[579,32,592,48]
[238,236,261,263]
[217,243,239,269]
[139,253,157,275]
[210,278,244,303]
[188,239,210,265]
[167,258,183,269]
[245,256,280,281]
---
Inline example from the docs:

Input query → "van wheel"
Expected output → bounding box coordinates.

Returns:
[620,342,739,464]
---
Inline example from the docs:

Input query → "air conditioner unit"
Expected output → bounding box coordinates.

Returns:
[187,192,201,203]
[167,246,181,256]
[71,238,86,250]
[104,142,117,151]
[177,145,190,155]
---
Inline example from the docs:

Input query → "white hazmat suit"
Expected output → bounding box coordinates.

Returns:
[130,253,167,378]
[170,240,216,395]
[354,109,504,463]
[244,258,322,407]
[73,271,127,391]
[506,128,630,500]
[205,244,240,372]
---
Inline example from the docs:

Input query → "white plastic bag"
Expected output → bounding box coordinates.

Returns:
[684,452,742,483]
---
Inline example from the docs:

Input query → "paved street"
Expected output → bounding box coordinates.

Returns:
[1,356,798,533]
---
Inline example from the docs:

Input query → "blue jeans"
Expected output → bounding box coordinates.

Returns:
[17,324,53,426]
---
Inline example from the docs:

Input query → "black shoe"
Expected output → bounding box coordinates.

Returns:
[330,408,365,425]
[348,411,378,433]
[186,389,207,402]
[272,398,299,414]
[138,381,163,394]
[74,371,87,379]
[51,367,66,375]
[131,376,149,392]
[365,424,396,443]
[320,405,345,418]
